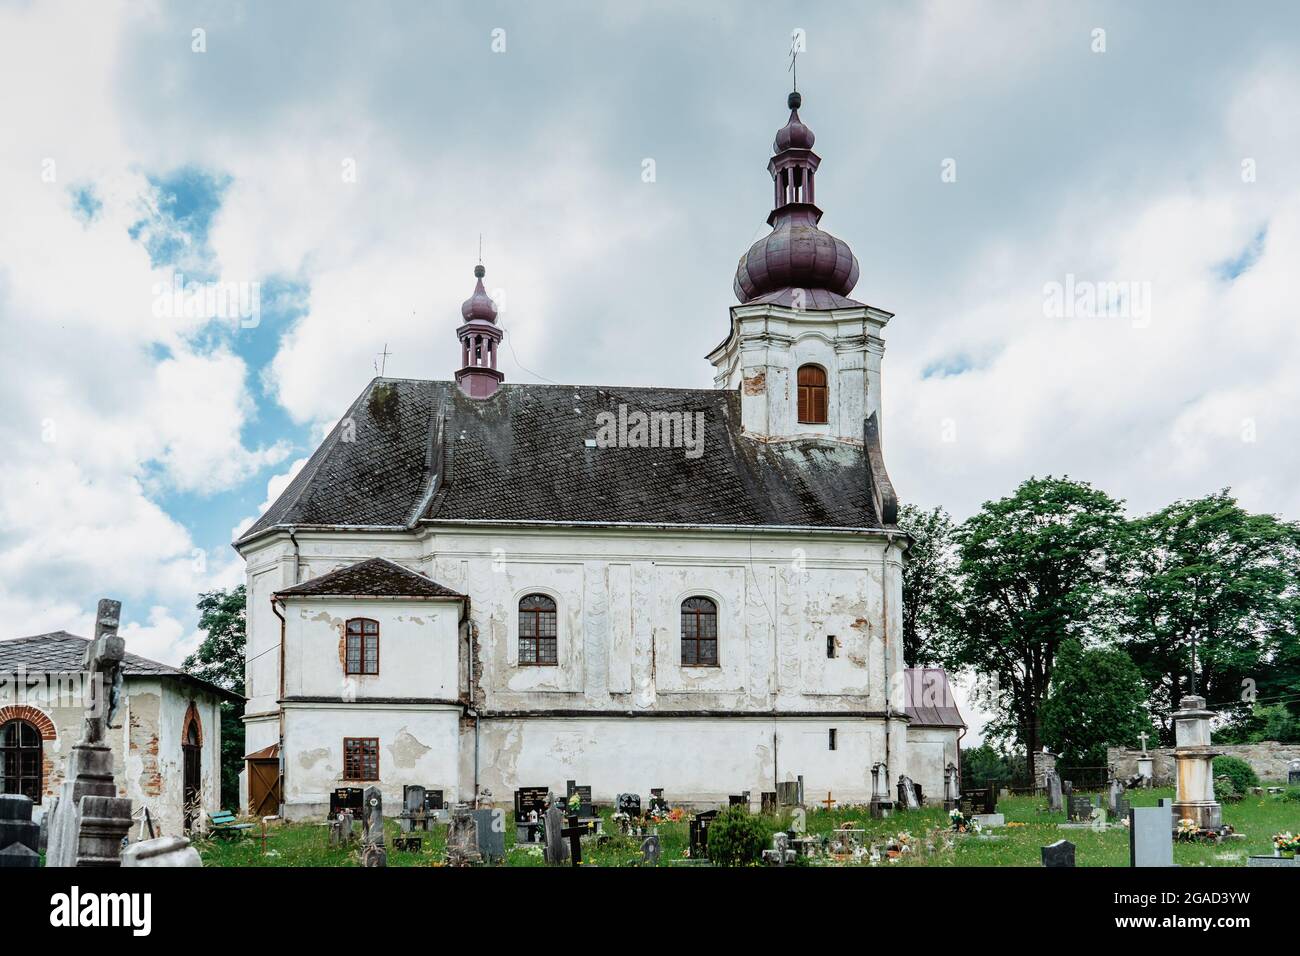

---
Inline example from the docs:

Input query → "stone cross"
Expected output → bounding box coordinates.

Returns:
[1138,732,1150,756]
[46,598,135,868]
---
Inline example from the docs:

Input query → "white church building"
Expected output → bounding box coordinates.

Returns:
[235,90,963,820]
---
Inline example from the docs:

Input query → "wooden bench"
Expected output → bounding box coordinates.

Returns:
[206,810,254,839]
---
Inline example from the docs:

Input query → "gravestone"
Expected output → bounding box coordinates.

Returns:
[615,793,642,818]
[760,791,778,815]
[897,776,920,810]
[790,806,807,834]
[1108,777,1125,817]
[1067,795,1093,823]
[393,836,422,852]
[689,809,719,860]
[870,762,893,818]
[445,804,481,866]
[565,780,594,818]
[543,801,569,866]
[471,807,505,863]
[762,831,796,866]
[359,785,386,867]
[560,814,586,867]
[943,763,961,811]
[1115,797,1132,822]
[46,599,135,867]
[1129,800,1175,867]
[647,789,668,816]
[776,781,801,807]
[640,833,661,866]
[1041,839,1075,867]
[1289,760,1300,787]
[401,785,428,832]
[960,787,995,815]
[0,794,40,868]
[121,835,202,867]
[329,810,357,847]
[330,787,364,817]
[514,786,549,843]
[0,843,39,868]
[1045,771,1063,812]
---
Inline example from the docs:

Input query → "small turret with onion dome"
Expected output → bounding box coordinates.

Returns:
[454,262,505,398]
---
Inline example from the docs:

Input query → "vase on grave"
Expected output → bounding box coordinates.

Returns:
[1170,695,1222,830]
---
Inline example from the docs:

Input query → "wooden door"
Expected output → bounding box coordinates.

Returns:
[248,759,280,818]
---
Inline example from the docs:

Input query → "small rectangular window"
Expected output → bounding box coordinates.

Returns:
[826,635,836,659]
[343,737,379,780]
[828,728,838,751]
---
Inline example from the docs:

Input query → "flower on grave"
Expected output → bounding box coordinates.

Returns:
[567,793,582,813]
[1175,818,1201,842]
[1272,831,1300,853]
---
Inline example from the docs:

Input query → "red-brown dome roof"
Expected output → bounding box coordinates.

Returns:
[461,264,498,322]
[734,207,859,302]
[773,91,815,151]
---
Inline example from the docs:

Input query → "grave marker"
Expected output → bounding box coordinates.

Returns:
[1041,839,1075,867]
[1129,800,1176,867]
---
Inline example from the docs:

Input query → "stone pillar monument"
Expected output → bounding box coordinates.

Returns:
[1137,732,1155,787]
[46,599,135,867]
[1171,695,1221,830]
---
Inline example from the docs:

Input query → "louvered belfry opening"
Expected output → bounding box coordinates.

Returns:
[797,364,828,424]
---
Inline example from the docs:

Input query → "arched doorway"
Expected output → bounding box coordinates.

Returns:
[182,706,202,830]
[0,719,42,801]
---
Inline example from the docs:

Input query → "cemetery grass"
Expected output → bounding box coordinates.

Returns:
[196,786,1300,867]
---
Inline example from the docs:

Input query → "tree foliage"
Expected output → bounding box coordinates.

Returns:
[183,586,246,808]
[945,477,1125,780]
[1119,491,1300,740]
[1041,640,1155,772]
[899,503,959,668]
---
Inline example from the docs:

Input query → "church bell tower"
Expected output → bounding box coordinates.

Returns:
[708,91,894,445]
[454,263,505,398]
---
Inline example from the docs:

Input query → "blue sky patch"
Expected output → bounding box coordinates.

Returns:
[1217,226,1267,281]
[69,183,102,223]
[128,166,232,280]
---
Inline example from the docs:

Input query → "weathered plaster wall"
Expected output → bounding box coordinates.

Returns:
[1109,743,1300,783]
[467,716,897,806]
[280,704,459,820]
[906,726,959,799]
[281,598,460,700]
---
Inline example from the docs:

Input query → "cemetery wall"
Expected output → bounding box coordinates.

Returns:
[1108,743,1300,783]
[280,704,461,821]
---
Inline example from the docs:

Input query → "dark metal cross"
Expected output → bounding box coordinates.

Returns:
[375,343,391,376]
[788,35,800,91]
[560,814,586,867]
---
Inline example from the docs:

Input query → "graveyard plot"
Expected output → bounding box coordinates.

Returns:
[193,786,1300,867]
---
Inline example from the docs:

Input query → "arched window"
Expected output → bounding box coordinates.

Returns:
[681,597,719,666]
[797,364,829,424]
[1,719,42,802]
[518,594,558,665]
[345,618,380,675]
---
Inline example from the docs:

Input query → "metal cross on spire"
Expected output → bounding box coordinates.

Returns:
[375,343,391,377]
[788,33,800,91]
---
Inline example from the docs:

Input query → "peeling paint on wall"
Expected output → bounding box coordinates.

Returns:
[389,728,431,768]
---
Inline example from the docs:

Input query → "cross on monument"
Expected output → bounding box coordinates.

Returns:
[560,814,586,867]
[1138,731,1150,755]
[821,791,836,812]
[82,599,125,745]
[1188,632,1199,696]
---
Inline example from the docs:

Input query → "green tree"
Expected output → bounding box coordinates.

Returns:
[183,586,246,808]
[958,743,1016,788]
[1120,491,1300,740]
[947,476,1125,782]
[1041,639,1155,772]
[899,503,959,668]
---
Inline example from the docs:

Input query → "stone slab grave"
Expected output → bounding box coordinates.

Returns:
[0,794,40,868]
[615,792,642,819]
[1045,771,1063,812]
[896,775,921,810]
[359,786,387,867]
[1066,794,1094,823]
[640,833,661,866]
[972,813,1005,828]
[1041,839,1075,867]
[689,809,719,861]
[565,780,594,818]
[471,807,505,863]
[46,599,136,867]
[446,804,482,866]
[775,780,801,808]
[1247,854,1300,867]
[1289,760,1300,787]
[514,786,549,843]
[1129,799,1175,867]
[960,787,996,816]
[400,785,428,832]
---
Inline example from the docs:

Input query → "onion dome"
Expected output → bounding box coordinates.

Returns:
[734,92,861,307]
[461,263,498,322]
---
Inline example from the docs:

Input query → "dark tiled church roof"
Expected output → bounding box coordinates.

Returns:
[237,378,890,546]
[275,557,463,600]
[0,632,240,701]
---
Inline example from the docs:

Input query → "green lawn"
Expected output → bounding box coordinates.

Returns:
[197,786,1300,867]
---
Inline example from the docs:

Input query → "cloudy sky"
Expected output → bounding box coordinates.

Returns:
[3,0,1298,701]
